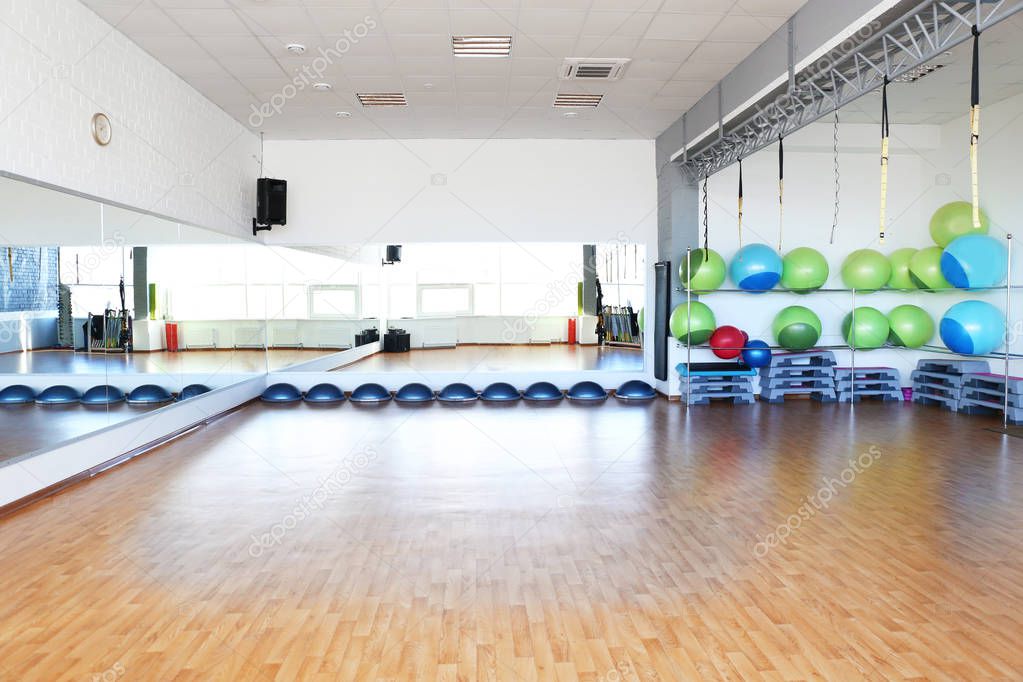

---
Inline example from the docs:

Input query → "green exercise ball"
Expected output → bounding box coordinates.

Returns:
[669,301,716,344]
[637,307,645,331]
[887,304,934,348]
[909,246,951,291]
[929,201,989,247]
[841,249,892,292]
[781,247,829,293]
[887,248,917,290]
[842,307,890,350]
[679,248,726,292]
[772,306,822,352]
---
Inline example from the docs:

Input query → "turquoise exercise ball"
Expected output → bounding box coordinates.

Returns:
[939,300,1005,356]
[940,234,1008,289]
[730,243,782,293]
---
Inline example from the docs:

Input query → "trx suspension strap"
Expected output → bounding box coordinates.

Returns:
[737,159,744,248]
[702,175,709,253]
[777,136,784,251]
[970,25,982,228]
[830,110,840,244]
[879,77,890,245]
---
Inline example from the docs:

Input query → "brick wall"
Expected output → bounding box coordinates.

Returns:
[0,247,58,313]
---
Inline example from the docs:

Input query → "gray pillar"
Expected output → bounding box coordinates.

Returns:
[655,159,699,309]
[132,247,148,319]
[581,244,597,315]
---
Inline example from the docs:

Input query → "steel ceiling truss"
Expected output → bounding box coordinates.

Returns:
[680,0,1023,181]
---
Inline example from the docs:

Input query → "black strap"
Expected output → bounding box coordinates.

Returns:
[881,77,890,141]
[739,158,744,201]
[702,175,709,252]
[972,25,981,108]
[778,136,784,182]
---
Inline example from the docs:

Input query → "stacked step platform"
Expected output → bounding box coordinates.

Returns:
[677,362,756,405]
[834,367,903,403]
[959,373,1023,424]
[910,359,989,412]
[758,351,837,403]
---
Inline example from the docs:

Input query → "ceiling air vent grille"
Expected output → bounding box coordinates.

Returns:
[452,35,513,57]
[560,58,630,81]
[357,92,408,107]
[554,93,603,108]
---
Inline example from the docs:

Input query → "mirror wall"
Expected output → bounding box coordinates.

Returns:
[0,173,647,470]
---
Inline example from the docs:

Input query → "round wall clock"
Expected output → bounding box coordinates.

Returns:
[91,112,112,146]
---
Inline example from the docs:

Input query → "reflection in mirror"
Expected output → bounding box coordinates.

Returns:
[297,242,647,374]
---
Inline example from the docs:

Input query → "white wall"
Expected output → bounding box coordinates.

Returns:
[262,139,657,246]
[0,0,259,241]
[691,109,1020,389]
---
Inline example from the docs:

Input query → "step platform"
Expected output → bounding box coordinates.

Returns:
[760,386,837,403]
[677,362,757,406]
[834,367,901,382]
[963,373,1023,395]
[837,388,903,402]
[958,397,1023,424]
[834,367,902,403]
[758,351,837,403]
[911,359,990,412]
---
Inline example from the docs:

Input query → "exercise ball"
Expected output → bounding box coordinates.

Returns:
[887,304,934,348]
[930,201,989,247]
[729,243,782,293]
[940,300,1005,355]
[709,325,746,359]
[842,307,890,350]
[888,248,917,290]
[772,306,822,352]
[679,248,726,292]
[909,246,951,291]
[841,249,891,292]
[741,340,772,368]
[781,247,829,293]
[637,307,644,331]
[669,301,716,344]
[941,234,1008,289]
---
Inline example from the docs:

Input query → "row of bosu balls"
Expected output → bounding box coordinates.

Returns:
[0,383,211,406]
[262,380,658,404]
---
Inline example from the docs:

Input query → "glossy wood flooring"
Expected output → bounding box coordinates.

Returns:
[0,400,1020,681]
[335,344,645,372]
[0,348,335,375]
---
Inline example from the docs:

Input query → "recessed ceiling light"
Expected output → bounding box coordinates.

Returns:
[424,83,434,90]
[357,92,408,107]
[562,111,579,119]
[452,36,513,58]
[311,82,332,91]
[554,93,603,108]
[286,43,306,55]
[335,111,352,118]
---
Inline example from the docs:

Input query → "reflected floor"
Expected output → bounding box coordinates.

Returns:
[0,402,162,465]
[334,344,644,372]
[0,349,337,374]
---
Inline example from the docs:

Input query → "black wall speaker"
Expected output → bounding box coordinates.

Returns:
[385,245,402,263]
[253,178,287,234]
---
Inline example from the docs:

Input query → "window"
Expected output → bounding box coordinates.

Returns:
[418,284,473,317]
[308,285,360,319]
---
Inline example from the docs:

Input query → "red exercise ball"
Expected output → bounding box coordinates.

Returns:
[709,325,746,359]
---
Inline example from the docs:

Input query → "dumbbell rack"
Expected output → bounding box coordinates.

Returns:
[959,373,1023,424]
[911,359,989,412]
[834,367,903,403]
[677,362,756,405]
[759,351,837,403]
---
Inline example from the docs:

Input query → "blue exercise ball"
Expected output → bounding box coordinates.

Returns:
[939,300,1005,356]
[940,234,1008,289]
[260,383,302,404]
[350,383,392,403]
[729,243,783,293]
[523,382,563,402]
[438,383,478,403]
[741,339,772,368]
[481,382,521,402]
[179,384,212,400]
[394,383,434,404]
[36,385,81,405]
[614,380,656,401]
[567,381,607,402]
[82,385,125,405]
[0,385,36,405]
[128,384,174,405]
[304,383,345,404]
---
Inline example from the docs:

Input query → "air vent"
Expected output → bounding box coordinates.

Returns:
[452,35,513,57]
[560,58,630,81]
[554,93,603,108]
[357,92,408,107]
[894,62,946,83]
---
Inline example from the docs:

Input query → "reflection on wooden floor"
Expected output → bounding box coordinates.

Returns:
[335,344,644,372]
[0,403,161,464]
[1,400,1020,679]
[0,348,336,374]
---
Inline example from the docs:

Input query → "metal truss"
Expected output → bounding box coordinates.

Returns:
[680,0,1023,181]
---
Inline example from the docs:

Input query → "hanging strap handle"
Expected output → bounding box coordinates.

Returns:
[737,159,744,248]
[879,77,890,245]
[777,136,784,252]
[971,25,982,228]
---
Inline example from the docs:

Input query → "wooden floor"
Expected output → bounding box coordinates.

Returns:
[0,348,334,374]
[0,403,160,465]
[0,400,1020,680]
[336,344,644,372]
